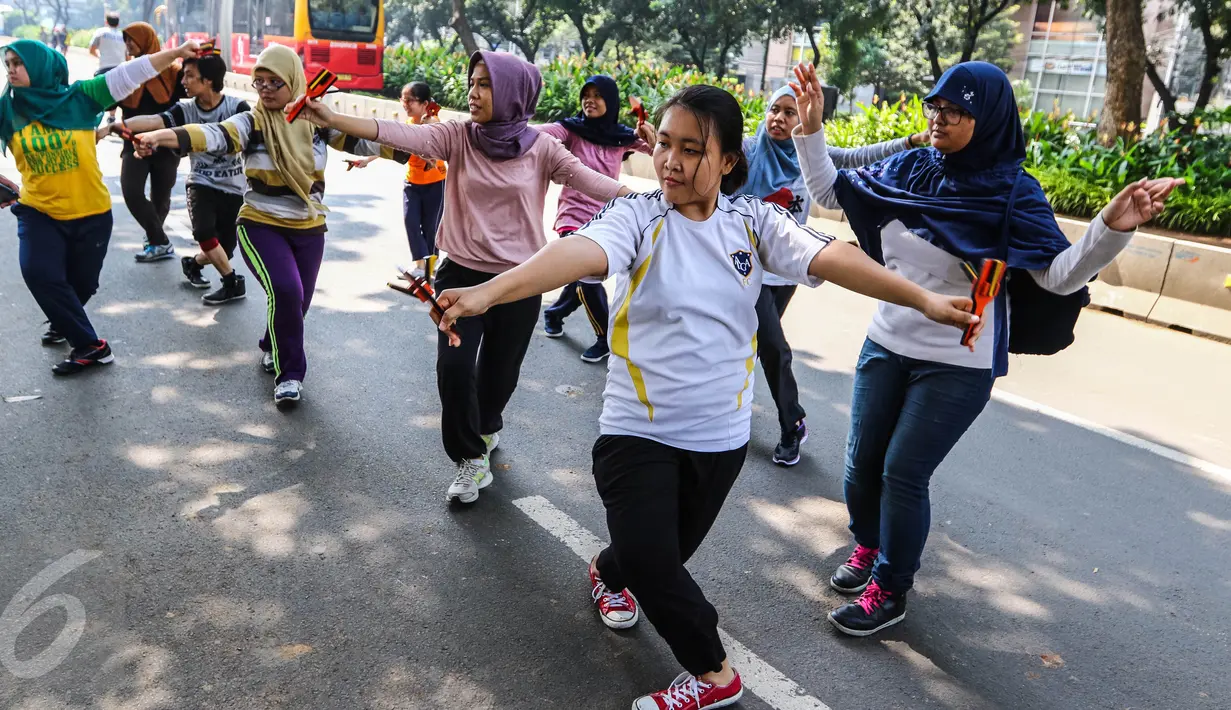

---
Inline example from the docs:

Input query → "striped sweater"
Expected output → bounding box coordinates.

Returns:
[174,114,409,231]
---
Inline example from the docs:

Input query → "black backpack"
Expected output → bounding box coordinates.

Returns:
[1000,171,1090,356]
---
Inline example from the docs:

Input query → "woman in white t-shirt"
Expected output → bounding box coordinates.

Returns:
[435,84,978,710]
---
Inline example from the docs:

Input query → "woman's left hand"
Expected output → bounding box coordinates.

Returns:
[1101,177,1186,231]
[175,40,200,60]
[0,173,19,207]
[636,122,656,147]
[910,130,930,148]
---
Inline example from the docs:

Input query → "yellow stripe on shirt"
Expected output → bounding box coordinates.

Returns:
[737,333,758,410]
[611,218,664,422]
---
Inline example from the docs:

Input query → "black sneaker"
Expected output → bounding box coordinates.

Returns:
[829,581,907,637]
[580,339,609,363]
[830,544,878,594]
[772,418,808,466]
[41,325,67,346]
[544,314,564,338]
[181,256,210,289]
[52,340,115,376]
[203,272,246,305]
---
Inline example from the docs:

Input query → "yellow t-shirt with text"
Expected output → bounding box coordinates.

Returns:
[9,122,111,220]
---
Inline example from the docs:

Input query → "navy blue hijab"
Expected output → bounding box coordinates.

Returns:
[559,75,638,147]
[833,62,1076,375]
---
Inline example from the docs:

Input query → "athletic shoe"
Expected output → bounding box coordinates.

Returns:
[481,431,500,454]
[203,273,246,305]
[181,256,210,288]
[274,379,302,407]
[830,544,878,594]
[580,339,610,363]
[51,340,114,376]
[588,563,639,630]
[41,325,66,346]
[772,418,808,466]
[446,457,492,504]
[828,580,907,637]
[135,244,175,262]
[632,671,743,710]
[543,314,564,338]
[260,351,276,374]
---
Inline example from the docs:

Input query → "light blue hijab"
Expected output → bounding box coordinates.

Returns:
[742,85,801,199]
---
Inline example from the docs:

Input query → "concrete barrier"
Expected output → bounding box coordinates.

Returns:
[1149,241,1231,340]
[1087,233,1174,318]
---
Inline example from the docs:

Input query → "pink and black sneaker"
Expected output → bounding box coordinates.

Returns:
[632,671,743,710]
[829,544,878,594]
[588,564,639,630]
[829,579,907,637]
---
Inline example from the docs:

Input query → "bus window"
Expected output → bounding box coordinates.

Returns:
[308,0,379,41]
[265,0,295,37]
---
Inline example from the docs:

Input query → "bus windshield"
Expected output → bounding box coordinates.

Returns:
[308,0,379,42]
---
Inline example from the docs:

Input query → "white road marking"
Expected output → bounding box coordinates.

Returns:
[992,390,1231,485]
[512,495,834,710]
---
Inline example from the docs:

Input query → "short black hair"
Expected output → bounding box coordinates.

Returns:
[402,81,431,102]
[106,12,120,27]
[655,85,750,196]
[183,54,227,91]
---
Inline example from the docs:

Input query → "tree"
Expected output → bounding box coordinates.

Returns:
[905,0,1021,81]
[649,0,762,76]
[468,0,562,59]
[549,0,654,57]
[386,0,454,44]
[839,0,1019,96]
[1087,0,1229,119]
[451,0,481,55]
[1097,0,1146,143]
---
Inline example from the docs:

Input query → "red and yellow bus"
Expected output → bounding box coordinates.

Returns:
[165,0,385,92]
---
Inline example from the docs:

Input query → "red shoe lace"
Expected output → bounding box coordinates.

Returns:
[846,544,879,570]
[857,580,891,616]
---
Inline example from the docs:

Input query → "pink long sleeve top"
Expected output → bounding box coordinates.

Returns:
[535,123,652,234]
[375,119,624,273]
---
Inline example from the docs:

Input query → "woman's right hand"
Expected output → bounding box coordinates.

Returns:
[436,286,498,342]
[133,130,169,158]
[289,96,335,127]
[789,62,825,136]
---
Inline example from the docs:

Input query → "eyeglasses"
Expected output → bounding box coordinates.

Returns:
[922,102,971,126]
[251,78,287,92]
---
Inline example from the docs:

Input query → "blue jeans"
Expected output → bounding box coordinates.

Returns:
[402,180,445,261]
[16,204,113,349]
[844,339,994,593]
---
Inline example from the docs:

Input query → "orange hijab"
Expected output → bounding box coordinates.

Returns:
[119,23,179,109]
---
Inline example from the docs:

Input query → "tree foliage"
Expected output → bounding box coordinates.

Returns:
[647,0,762,76]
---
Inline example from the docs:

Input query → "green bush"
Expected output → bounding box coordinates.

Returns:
[382,44,762,129]
[12,24,44,40]
[70,29,95,49]
[826,94,928,148]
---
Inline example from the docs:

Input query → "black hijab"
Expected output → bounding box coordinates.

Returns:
[558,75,638,147]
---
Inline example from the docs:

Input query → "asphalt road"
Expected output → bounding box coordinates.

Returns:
[0,48,1228,710]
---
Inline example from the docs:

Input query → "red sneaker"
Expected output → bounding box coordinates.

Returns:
[632,671,744,710]
[588,563,639,629]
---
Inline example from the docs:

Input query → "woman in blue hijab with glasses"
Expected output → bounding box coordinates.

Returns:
[741,84,928,468]
[790,61,1183,637]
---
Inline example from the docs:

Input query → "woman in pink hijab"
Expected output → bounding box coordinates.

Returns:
[296,51,633,503]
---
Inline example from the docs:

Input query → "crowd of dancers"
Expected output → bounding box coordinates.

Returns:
[1,31,1184,709]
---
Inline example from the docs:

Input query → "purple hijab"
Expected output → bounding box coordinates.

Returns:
[467,51,542,160]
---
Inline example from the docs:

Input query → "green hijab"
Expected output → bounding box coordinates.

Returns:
[0,40,105,153]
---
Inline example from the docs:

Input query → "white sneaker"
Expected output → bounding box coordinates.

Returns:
[446,457,492,504]
[260,351,276,374]
[274,380,302,407]
[481,432,500,454]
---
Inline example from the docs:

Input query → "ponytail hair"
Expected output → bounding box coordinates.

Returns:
[404,81,431,102]
[655,85,749,195]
